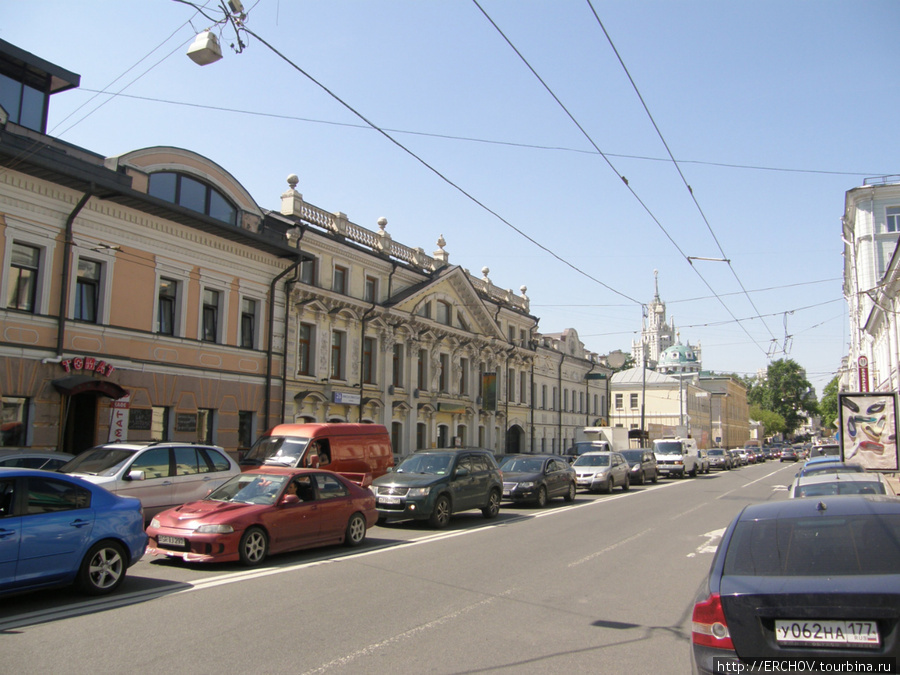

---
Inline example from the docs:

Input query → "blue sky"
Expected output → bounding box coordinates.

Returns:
[4,1,898,396]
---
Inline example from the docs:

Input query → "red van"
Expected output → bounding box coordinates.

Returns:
[240,423,393,487]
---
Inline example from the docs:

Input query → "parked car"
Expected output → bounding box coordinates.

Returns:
[0,467,147,597]
[619,448,659,485]
[371,448,502,528]
[691,495,900,673]
[653,438,702,478]
[146,468,376,566]
[60,441,240,521]
[572,451,630,493]
[787,462,867,498]
[789,471,896,499]
[779,446,800,462]
[498,454,576,506]
[240,423,393,486]
[707,449,732,471]
[725,450,742,467]
[0,450,74,470]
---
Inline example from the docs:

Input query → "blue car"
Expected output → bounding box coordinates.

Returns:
[0,468,147,596]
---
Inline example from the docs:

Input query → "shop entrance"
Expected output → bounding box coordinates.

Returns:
[62,393,99,454]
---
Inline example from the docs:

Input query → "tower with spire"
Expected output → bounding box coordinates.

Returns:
[631,271,701,372]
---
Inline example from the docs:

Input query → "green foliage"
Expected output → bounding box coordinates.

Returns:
[749,405,786,436]
[819,376,840,430]
[752,359,818,436]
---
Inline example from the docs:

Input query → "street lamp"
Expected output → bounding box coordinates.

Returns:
[186,30,223,66]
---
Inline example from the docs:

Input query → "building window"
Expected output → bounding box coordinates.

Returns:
[417,349,428,390]
[300,257,317,286]
[240,298,257,349]
[520,372,527,403]
[8,242,40,312]
[148,172,237,226]
[198,408,215,444]
[552,387,558,411]
[436,300,451,326]
[333,265,347,294]
[74,259,101,323]
[391,422,403,456]
[298,323,314,376]
[363,336,376,384]
[202,289,220,343]
[459,357,469,396]
[331,331,346,380]
[1,396,28,447]
[416,422,427,450]
[615,393,624,410]
[508,368,515,401]
[508,325,516,342]
[238,411,254,451]
[887,207,900,233]
[416,301,432,319]
[541,385,547,409]
[151,406,171,441]
[630,393,639,409]
[157,278,178,335]
[392,344,404,388]
[457,313,469,331]
[365,276,378,303]
[0,72,48,133]
[439,354,450,393]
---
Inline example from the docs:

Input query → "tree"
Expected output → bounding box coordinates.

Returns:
[749,405,785,437]
[819,375,840,430]
[755,359,818,436]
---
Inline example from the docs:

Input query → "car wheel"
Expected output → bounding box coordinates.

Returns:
[482,489,501,519]
[76,540,127,596]
[622,476,630,492]
[690,465,698,477]
[563,482,576,502]
[239,526,268,566]
[651,471,658,484]
[429,494,452,528]
[345,513,367,547]
[635,471,644,485]
[535,486,548,508]
[602,478,613,494]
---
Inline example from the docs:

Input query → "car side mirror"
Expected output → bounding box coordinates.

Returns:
[455,467,469,478]
[282,494,300,505]
[126,469,145,482]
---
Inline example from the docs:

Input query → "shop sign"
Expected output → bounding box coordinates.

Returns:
[333,391,361,405]
[108,395,131,442]
[60,356,116,377]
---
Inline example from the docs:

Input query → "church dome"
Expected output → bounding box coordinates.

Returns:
[659,343,697,365]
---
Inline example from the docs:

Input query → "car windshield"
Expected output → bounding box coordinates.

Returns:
[396,453,452,475]
[244,436,310,466]
[801,464,865,477]
[724,513,900,576]
[59,447,137,476]
[208,473,289,504]
[620,451,642,462]
[797,480,885,498]
[500,458,545,473]
[709,450,725,456]
[654,442,683,455]
[573,455,609,467]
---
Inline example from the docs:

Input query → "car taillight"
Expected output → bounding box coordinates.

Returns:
[691,593,733,649]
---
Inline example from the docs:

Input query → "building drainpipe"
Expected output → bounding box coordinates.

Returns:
[358,303,378,423]
[54,188,94,359]
[557,353,565,454]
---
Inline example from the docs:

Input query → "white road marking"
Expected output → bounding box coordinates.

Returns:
[687,528,725,558]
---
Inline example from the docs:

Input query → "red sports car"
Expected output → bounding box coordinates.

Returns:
[146,468,377,566]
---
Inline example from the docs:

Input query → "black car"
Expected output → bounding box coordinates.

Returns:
[498,454,576,506]
[691,495,900,674]
[619,448,659,485]
[371,448,502,528]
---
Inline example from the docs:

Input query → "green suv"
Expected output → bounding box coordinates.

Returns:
[371,448,503,528]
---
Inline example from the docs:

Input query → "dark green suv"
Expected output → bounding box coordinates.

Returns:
[371,448,503,528]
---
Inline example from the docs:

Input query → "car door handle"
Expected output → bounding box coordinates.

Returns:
[69,519,91,529]
[0,529,16,539]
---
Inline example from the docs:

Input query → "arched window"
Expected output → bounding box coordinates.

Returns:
[148,171,237,225]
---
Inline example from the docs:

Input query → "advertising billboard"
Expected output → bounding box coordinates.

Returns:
[838,392,899,471]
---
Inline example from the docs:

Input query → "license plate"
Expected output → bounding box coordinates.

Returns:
[775,620,879,647]
[502,490,510,496]
[377,496,401,505]
[158,535,185,547]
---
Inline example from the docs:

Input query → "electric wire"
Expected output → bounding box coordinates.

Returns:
[471,0,771,358]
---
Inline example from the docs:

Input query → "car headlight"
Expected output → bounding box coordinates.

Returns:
[631,464,640,471]
[407,487,431,498]
[149,517,160,529]
[518,481,535,488]
[195,523,235,534]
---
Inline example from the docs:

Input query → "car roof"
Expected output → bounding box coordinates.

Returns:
[577,451,618,456]
[797,471,882,486]
[0,450,74,458]
[740,493,900,521]
[804,455,842,466]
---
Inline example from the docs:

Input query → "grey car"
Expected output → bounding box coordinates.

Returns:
[572,451,630,493]
[619,448,659,485]
[0,450,74,470]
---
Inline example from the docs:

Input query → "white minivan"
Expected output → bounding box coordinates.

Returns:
[60,441,240,520]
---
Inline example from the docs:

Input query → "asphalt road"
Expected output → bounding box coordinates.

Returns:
[0,461,798,674]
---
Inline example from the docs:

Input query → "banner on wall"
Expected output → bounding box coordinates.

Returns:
[108,395,131,442]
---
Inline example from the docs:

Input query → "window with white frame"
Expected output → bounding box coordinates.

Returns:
[887,206,900,233]
[300,257,317,286]
[157,278,179,335]
[74,259,102,323]
[363,336,377,384]
[615,393,624,410]
[436,300,451,326]
[417,349,428,390]
[240,298,258,349]
[440,354,450,393]
[201,289,221,343]
[7,242,40,312]
[333,265,347,294]
[630,393,639,409]
[331,330,346,380]
[392,343,404,388]
[298,323,315,376]
[364,275,378,303]
[459,357,469,396]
